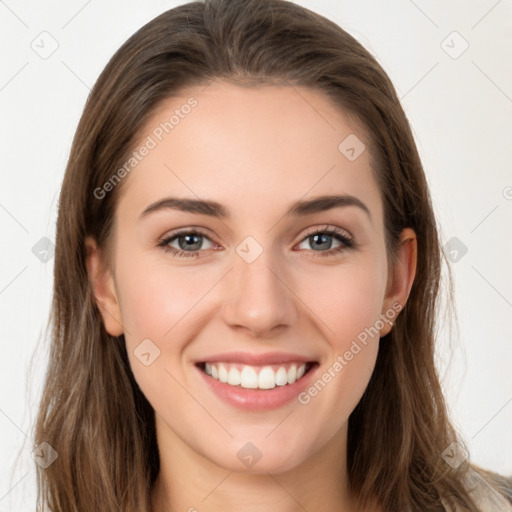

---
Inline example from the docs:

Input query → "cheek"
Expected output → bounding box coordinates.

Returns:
[294,255,386,411]
[298,255,387,349]
[112,251,188,385]
[114,254,225,406]
[295,267,384,444]
[115,253,209,343]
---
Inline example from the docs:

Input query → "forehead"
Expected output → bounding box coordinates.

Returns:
[117,81,382,226]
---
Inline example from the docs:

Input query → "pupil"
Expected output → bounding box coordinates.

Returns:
[180,234,201,251]
[311,233,331,251]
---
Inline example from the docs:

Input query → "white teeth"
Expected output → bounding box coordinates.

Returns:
[227,367,241,386]
[287,364,297,384]
[218,363,228,383]
[275,366,288,386]
[203,362,309,389]
[258,366,276,389]
[240,365,259,389]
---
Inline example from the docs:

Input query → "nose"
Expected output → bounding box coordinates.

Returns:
[221,247,298,339]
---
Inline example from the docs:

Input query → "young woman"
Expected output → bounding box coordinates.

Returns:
[33,0,512,510]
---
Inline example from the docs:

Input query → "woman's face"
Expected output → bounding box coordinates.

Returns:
[87,80,415,474]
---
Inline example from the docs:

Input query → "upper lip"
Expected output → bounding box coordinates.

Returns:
[197,351,317,366]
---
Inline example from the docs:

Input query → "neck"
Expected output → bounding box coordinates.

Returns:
[150,417,367,512]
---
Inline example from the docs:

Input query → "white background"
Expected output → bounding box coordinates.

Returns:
[1,0,511,510]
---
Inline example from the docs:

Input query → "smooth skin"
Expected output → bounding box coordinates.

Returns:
[86,80,417,512]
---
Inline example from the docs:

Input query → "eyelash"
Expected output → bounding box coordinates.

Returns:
[157,225,356,259]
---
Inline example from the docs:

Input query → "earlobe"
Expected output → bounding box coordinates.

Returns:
[85,236,124,337]
[380,228,417,337]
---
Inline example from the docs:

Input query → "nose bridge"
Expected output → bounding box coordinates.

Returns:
[221,236,297,336]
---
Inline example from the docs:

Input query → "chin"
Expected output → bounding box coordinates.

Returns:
[208,439,311,475]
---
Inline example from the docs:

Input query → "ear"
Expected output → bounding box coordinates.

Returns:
[85,236,124,337]
[379,227,417,337]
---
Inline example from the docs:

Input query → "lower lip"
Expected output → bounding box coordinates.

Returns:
[196,363,318,411]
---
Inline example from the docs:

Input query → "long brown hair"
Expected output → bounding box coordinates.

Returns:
[33,0,510,510]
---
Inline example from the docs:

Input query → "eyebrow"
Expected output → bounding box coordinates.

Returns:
[139,194,371,222]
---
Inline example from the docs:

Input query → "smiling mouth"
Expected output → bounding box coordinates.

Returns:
[197,361,317,390]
